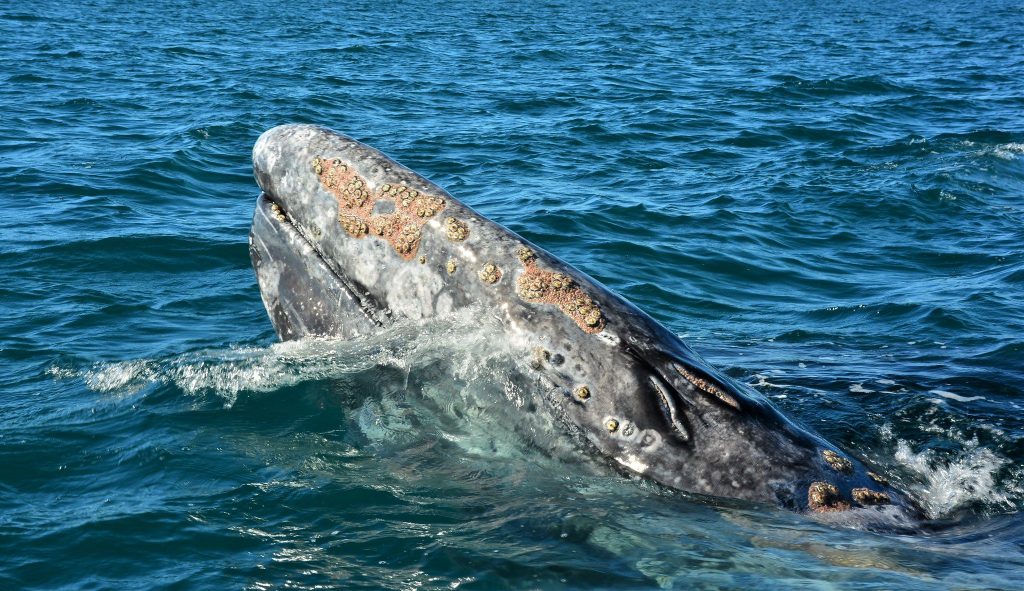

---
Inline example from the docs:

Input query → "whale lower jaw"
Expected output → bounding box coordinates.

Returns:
[250,193,390,341]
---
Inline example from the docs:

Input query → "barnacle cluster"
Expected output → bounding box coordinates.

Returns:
[852,487,890,506]
[384,183,445,218]
[516,246,536,264]
[822,450,853,474]
[314,155,609,336]
[445,217,469,241]
[269,201,286,223]
[807,482,850,513]
[339,214,368,237]
[479,262,502,284]
[515,255,605,333]
[313,157,447,260]
[393,225,422,256]
[673,364,741,410]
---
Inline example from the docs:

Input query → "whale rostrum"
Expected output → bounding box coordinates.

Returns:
[249,124,921,523]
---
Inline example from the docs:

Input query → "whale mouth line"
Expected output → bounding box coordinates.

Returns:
[255,192,392,329]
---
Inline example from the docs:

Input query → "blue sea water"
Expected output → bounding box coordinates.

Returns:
[3,0,1024,588]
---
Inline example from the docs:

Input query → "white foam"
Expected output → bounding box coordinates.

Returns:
[929,389,985,403]
[991,142,1024,160]
[62,306,502,409]
[893,437,1012,518]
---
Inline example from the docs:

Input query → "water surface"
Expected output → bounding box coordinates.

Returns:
[2,1,1023,589]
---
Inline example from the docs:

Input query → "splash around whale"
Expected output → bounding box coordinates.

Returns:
[248,124,921,528]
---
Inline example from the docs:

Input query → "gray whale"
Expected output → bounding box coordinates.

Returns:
[248,124,920,523]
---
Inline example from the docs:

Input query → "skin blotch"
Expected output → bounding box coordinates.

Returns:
[867,471,889,486]
[445,217,470,241]
[479,263,502,284]
[515,254,605,334]
[822,450,854,474]
[808,482,851,513]
[852,488,890,506]
[313,157,446,260]
[446,259,458,275]
[673,364,741,410]
[574,386,591,400]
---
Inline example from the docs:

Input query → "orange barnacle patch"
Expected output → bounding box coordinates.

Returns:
[313,157,446,260]
[410,195,446,218]
[822,450,854,474]
[392,224,422,257]
[515,253,605,334]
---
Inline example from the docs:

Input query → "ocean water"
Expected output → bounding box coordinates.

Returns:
[2,0,1024,588]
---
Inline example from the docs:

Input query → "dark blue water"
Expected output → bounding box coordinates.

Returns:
[3,0,1024,588]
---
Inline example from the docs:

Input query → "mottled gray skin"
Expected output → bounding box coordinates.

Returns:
[249,124,920,521]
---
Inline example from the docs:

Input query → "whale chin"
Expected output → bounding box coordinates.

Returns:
[248,123,924,527]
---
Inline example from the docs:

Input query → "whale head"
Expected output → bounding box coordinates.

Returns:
[248,124,923,528]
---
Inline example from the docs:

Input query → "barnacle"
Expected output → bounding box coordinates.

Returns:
[852,488,890,506]
[445,217,470,241]
[822,450,853,474]
[808,482,850,513]
[479,263,501,284]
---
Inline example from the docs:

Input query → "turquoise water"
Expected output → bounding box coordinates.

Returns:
[3,0,1024,588]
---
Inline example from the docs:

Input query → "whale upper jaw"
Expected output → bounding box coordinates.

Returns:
[248,124,925,528]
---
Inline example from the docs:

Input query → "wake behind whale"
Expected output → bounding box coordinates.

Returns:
[248,124,922,528]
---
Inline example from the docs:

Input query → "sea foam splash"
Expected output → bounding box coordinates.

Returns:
[990,142,1024,160]
[879,424,1019,518]
[55,306,506,408]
